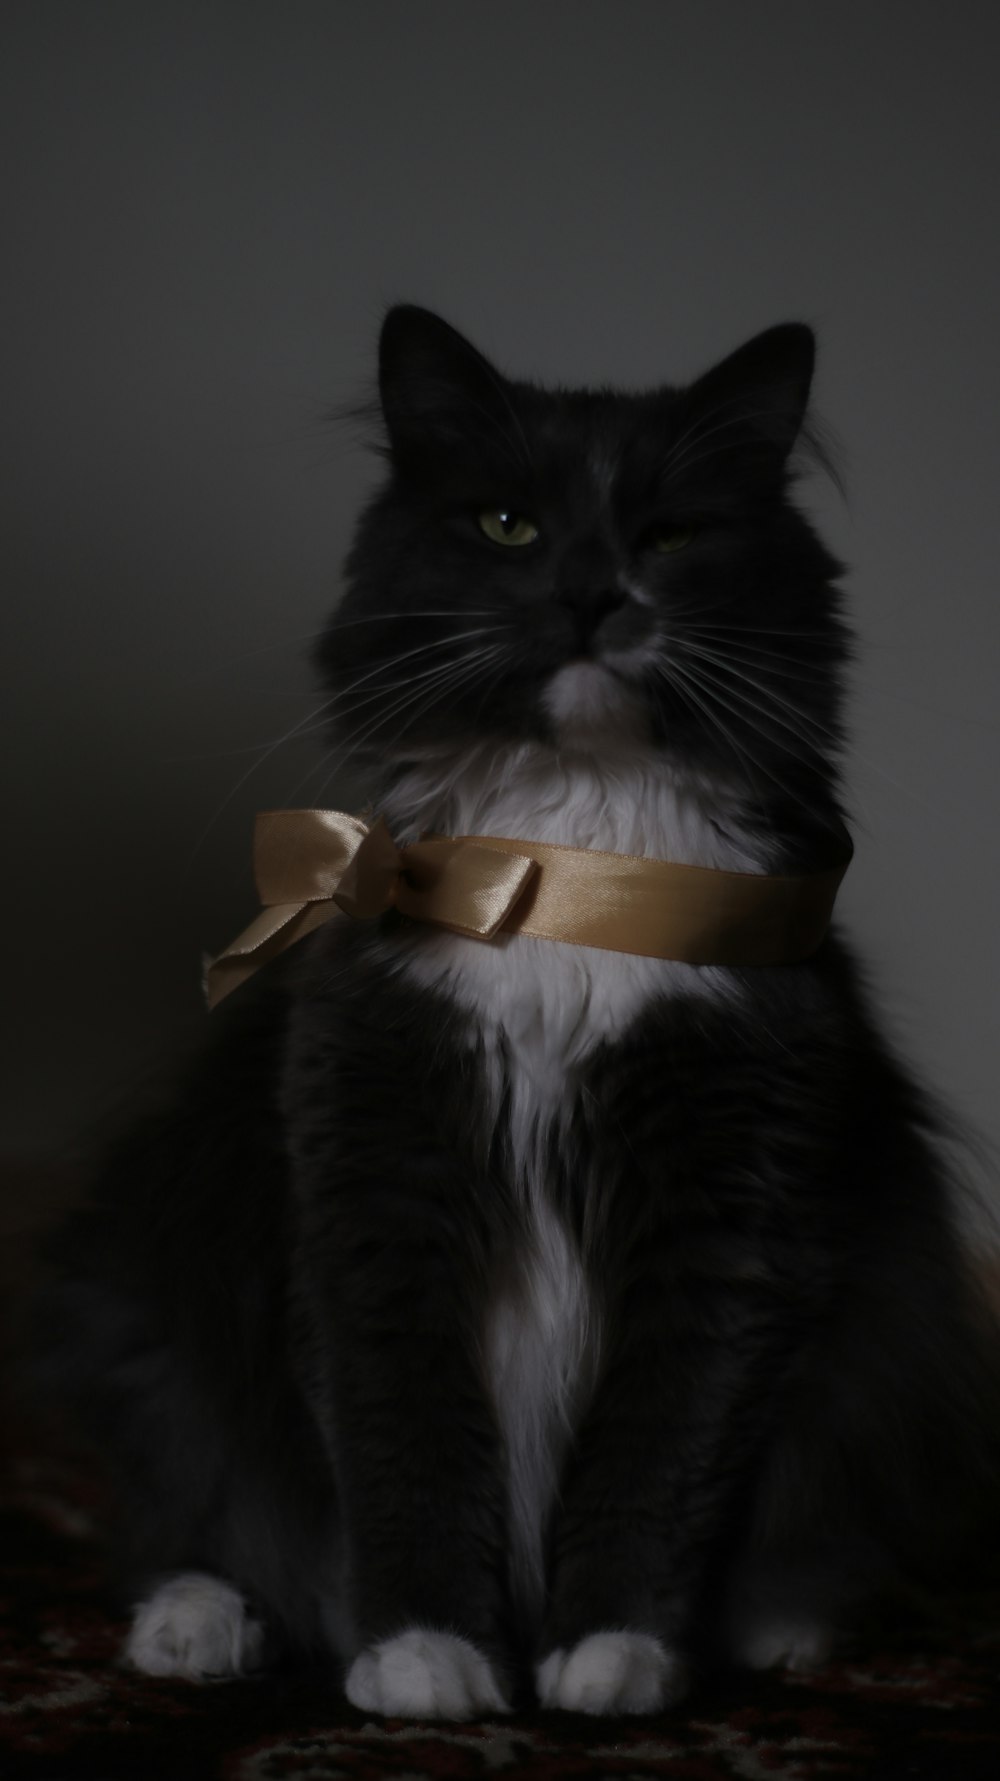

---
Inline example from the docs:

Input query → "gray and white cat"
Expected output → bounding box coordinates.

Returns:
[40,306,999,1718]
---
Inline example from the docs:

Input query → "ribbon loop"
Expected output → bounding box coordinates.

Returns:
[253,809,369,905]
[396,838,539,938]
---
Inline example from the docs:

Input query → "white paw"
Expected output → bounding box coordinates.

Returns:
[125,1572,265,1681]
[344,1627,510,1720]
[536,1630,687,1715]
[735,1617,832,1672]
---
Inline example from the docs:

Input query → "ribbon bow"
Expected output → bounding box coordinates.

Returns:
[204,811,540,1008]
[204,809,852,1009]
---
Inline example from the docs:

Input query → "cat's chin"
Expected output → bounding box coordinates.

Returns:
[544,660,649,748]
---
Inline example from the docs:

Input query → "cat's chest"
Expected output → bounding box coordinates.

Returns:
[384,743,755,1131]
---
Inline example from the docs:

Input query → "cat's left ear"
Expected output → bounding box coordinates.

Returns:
[683,323,815,474]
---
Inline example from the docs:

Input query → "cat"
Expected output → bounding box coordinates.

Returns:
[37,304,999,1719]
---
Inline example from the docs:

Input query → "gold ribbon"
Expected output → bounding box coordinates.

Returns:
[204,808,852,1009]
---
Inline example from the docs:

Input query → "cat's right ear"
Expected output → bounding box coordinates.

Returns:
[378,305,513,463]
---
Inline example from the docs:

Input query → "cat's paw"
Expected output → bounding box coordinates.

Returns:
[344,1628,511,1719]
[125,1572,265,1681]
[734,1617,832,1673]
[536,1630,687,1715]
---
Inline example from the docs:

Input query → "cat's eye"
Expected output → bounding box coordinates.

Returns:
[651,527,696,554]
[477,510,540,547]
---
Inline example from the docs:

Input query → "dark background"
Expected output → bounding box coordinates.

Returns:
[3,1,998,1205]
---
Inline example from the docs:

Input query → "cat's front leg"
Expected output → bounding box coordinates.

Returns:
[536,1212,799,1714]
[289,1027,514,1718]
[299,1187,514,1716]
[534,1316,698,1716]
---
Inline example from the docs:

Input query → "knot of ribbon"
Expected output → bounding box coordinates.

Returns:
[204,811,540,1008]
[204,809,853,1009]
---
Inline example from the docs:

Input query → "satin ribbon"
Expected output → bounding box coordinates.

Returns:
[204,808,852,1009]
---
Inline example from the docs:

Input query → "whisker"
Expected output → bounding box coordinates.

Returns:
[305,645,511,804]
[182,612,501,690]
[314,643,508,738]
[468,377,534,476]
[652,656,839,830]
[652,658,781,815]
[322,609,498,633]
[177,629,508,767]
[328,644,509,764]
[680,628,833,678]
[284,641,511,781]
[183,628,508,868]
[663,652,923,823]
[285,659,485,806]
[322,625,508,712]
[662,397,770,472]
[682,621,831,641]
[663,408,795,484]
[181,694,347,869]
[676,643,841,747]
[672,647,833,759]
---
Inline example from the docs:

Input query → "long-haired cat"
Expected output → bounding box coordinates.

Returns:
[37,306,999,1718]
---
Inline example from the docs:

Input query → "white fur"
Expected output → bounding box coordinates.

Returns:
[536,1630,687,1714]
[382,725,760,866]
[383,733,756,1174]
[126,1572,264,1680]
[383,730,760,1184]
[379,727,763,1618]
[344,1628,510,1719]
[484,1194,597,1620]
[543,660,649,737]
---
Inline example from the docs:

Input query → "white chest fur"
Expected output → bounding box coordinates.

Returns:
[383,734,757,1146]
[379,733,759,1614]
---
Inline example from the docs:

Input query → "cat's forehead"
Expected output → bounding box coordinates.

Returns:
[517,385,683,506]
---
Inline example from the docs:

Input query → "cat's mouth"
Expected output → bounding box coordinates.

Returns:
[544,658,650,741]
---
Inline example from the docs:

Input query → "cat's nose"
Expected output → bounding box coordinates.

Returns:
[555,585,627,650]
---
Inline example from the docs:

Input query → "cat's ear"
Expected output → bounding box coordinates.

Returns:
[378,305,513,462]
[683,323,816,476]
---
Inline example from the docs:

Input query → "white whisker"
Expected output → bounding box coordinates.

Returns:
[323,625,508,714]
[305,645,511,804]
[675,643,840,752]
[652,657,834,828]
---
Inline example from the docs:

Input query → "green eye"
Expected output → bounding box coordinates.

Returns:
[652,527,696,553]
[477,510,540,547]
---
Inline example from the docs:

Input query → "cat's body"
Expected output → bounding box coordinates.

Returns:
[39,308,999,1717]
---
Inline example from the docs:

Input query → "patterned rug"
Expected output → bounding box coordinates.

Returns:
[3,1450,1000,1780]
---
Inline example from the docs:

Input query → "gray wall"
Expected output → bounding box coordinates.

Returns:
[4,1,999,1178]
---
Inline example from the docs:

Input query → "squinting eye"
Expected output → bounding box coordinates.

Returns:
[651,527,696,554]
[477,510,540,547]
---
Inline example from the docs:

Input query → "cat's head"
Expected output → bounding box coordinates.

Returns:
[317,306,848,811]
